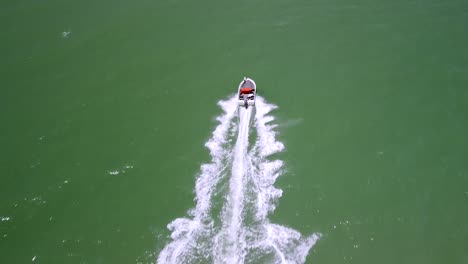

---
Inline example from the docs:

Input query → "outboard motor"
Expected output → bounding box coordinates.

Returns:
[243,94,249,109]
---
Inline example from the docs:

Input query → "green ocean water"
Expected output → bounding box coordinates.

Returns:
[1,0,468,263]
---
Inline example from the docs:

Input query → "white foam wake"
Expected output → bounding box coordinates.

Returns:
[157,96,238,263]
[213,106,252,263]
[157,96,320,264]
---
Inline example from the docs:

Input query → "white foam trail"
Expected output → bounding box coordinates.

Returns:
[213,107,252,264]
[241,97,321,264]
[157,96,238,264]
[158,95,320,264]
[250,97,285,221]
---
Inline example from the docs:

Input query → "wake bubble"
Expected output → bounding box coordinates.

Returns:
[157,96,320,264]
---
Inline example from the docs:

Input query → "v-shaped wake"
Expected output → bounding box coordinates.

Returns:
[157,96,320,264]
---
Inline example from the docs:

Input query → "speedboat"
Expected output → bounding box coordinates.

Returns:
[237,77,256,108]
